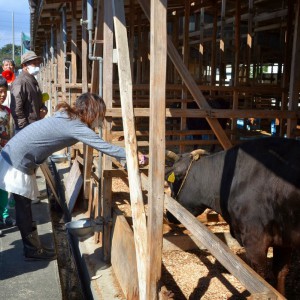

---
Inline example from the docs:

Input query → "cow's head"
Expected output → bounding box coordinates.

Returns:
[165,149,210,223]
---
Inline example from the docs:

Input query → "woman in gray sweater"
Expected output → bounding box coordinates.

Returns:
[0,92,144,260]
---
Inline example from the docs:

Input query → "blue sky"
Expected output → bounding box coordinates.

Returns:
[0,0,30,48]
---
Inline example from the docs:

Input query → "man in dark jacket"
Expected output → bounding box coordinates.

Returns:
[10,51,48,204]
[10,51,47,133]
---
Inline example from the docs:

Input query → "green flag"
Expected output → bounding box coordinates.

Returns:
[21,32,30,55]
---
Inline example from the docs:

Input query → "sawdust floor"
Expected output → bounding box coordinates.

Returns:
[112,178,300,300]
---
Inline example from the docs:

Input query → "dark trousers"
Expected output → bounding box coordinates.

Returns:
[13,193,33,241]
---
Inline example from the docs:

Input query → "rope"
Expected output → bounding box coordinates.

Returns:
[175,158,194,200]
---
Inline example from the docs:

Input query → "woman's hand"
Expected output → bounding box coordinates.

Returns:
[138,152,148,166]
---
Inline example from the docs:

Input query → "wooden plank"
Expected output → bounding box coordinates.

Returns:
[112,0,148,299]
[210,5,217,86]
[83,146,93,201]
[163,232,240,252]
[82,0,88,93]
[147,0,167,298]
[105,107,299,119]
[180,0,190,153]
[81,0,91,204]
[90,0,102,94]
[111,209,139,299]
[102,0,114,262]
[138,0,232,150]
[71,0,77,85]
[65,159,83,213]
[39,162,61,208]
[287,0,300,137]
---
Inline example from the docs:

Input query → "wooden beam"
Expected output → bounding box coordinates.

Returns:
[210,4,217,87]
[90,0,103,94]
[71,0,77,85]
[81,0,92,202]
[147,0,167,299]
[102,0,114,262]
[112,1,148,299]
[287,0,300,137]
[82,0,88,93]
[105,107,299,119]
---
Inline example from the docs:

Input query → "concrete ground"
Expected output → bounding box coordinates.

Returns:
[0,169,62,300]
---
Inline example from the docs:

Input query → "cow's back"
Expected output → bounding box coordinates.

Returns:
[225,137,300,248]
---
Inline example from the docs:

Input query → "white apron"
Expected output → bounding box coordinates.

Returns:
[0,155,40,200]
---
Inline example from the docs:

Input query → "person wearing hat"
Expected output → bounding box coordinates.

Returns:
[10,51,48,205]
[10,50,48,134]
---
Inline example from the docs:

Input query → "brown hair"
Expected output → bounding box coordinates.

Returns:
[55,92,106,127]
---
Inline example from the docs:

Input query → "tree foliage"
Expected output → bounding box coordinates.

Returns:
[0,44,21,71]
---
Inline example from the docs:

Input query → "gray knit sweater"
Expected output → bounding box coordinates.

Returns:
[1,111,126,175]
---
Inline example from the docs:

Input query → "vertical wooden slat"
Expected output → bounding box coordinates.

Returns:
[90,0,103,94]
[180,1,190,153]
[199,7,204,83]
[112,1,148,299]
[210,4,217,87]
[82,0,93,203]
[70,0,77,106]
[71,0,77,85]
[102,0,114,261]
[82,0,88,93]
[60,10,66,102]
[232,0,241,141]
[147,1,167,298]
[246,0,253,84]
[287,0,300,137]
[136,12,142,84]
[219,0,226,86]
[281,0,293,136]
[129,0,135,80]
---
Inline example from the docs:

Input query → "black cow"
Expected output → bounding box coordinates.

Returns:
[165,137,300,296]
[186,97,229,152]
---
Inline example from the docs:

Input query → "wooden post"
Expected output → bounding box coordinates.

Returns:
[82,0,93,203]
[180,1,190,153]
[210,4,217,88]
[113,0,148,299]
[287,0,300,137]
[59,10,66,102]
[281,0,293,136]
[219,0,226,86]
[246,0,253,84]
[199,7,204,83]
[90,0,103,94]
[232,0,241,141]
[102,0,114,261]
[82,0,88,93]
[147,1,167,298]
[71,0,77,86]
[71,0,78,106]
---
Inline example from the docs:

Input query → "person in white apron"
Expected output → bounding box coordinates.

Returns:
[0,92,146,260]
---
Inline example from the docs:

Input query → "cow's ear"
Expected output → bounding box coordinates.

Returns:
[167,172,175,183]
